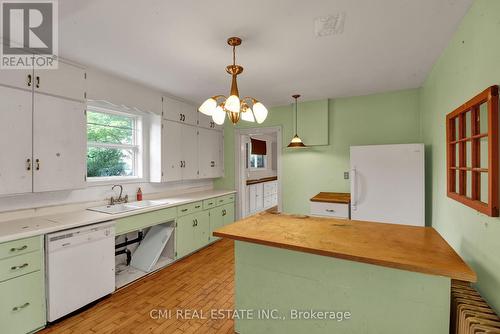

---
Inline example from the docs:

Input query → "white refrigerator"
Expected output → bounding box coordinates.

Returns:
[350,144,425,226]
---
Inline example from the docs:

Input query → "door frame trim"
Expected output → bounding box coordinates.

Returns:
[234,126,283,219]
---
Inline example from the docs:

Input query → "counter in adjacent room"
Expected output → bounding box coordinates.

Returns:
[214,212,476,334]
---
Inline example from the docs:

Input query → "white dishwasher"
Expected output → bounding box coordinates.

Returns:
[46,221,115,321]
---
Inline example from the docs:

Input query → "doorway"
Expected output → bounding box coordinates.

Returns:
[234,126,283,219]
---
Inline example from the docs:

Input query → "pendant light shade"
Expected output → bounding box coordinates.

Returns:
[212,105,226,125]
[287,94,307,148]
[253,102,268,124]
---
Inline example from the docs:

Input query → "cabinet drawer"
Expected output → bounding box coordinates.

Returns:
[0,251,41,282]
[203,198,217,210]
[115,207,176,235]
[310,202,349,219]
[263,181,278,197]
[177,201,203,217]
[215,194,235,207]
[0,236,41,260]
[0,271,46,334]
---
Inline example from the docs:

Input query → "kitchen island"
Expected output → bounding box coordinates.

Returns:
[214,212,476,334]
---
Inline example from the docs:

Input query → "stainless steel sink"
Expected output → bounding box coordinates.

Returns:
[87,199,171,214]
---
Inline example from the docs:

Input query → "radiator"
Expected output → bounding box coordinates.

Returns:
[451,280,500,333]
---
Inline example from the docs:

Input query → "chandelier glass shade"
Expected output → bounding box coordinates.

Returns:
[198,37,268,125]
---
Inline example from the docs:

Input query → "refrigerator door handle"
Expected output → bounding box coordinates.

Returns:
[350,168,357,211]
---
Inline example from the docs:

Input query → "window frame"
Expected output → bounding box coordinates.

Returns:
[86,106,143,182]
[446,85,499,217]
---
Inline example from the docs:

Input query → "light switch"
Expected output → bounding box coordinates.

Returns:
[344,172,349,180]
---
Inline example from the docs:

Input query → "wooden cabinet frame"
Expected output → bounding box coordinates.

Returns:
[446,86,499,216]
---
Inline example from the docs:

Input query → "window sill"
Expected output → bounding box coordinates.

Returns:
[87,176,145,186]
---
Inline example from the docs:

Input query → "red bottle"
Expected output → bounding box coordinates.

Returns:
[136,187,143,201]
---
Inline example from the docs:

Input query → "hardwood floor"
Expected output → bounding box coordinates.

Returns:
[40,239,235,334]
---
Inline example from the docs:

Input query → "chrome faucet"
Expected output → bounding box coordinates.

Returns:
[110,184,128,205]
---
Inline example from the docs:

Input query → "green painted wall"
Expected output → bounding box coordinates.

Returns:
[215,89,421,214]
[420,0,500,313]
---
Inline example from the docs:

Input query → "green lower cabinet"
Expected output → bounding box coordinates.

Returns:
[0,271,46,334]
[176,211,210,259]
[209,203,235,242]
[209,208,224,242]
[222,203,235,226]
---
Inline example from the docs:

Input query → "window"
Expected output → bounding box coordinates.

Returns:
[446,85,499,217]
[250,154,266,169]
[87,107,142,180]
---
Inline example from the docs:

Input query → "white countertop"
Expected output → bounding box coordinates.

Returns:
[0,189,236,244]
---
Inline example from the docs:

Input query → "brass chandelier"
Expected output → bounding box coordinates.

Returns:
[198,37,268,125]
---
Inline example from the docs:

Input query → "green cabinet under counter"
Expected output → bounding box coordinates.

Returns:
[115,207,177,235]
[176,210,210,259]
[0,236,45,334]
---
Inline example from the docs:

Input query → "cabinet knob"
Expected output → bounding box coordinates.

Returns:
[26,158,31,171]
[35,76,40,88]
[35,159,40,170]
[27,74,32,87]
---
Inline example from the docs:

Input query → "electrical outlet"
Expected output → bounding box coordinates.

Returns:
[344,172,349,180]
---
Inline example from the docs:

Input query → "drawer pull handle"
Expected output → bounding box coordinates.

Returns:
[12,302,30,312]
[325,209,336,213]
[10,245,28,252]
[208,202,213,205]
[195,205,201,209]
[11,263,29,271]
[222,209,226,216]
[181,209,188,212]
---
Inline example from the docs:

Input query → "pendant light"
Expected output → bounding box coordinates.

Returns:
[198,37,268,125]
[287,94,307,148]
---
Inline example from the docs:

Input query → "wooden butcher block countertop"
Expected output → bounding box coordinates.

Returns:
[310,192,350,204]
[246,176,278,185]
[214,212,477,282]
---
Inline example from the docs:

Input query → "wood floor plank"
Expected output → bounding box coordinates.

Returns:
[39,239,235,334]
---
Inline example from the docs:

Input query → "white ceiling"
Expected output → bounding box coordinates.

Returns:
[59,0,473,107]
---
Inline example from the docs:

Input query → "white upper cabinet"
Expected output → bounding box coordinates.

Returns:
[0,86,33,195]
[0,59,87,196]
[0,67,33,91]
[34,61,86,101]
[198,128,223,179]
[159,120,182,182]
[198,113,223,131]
[33,94,87,192]
[181,124,199,180]
[162,97,197,126]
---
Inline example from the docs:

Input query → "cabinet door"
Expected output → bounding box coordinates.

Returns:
[255,183,264,211]
[34,61,86,101]
[209,207,224,242]
[213,130,224,177]
[193,211,210,249]
[198,128,215,179]
[33,94,87,192]
[222,203,235,226]
[163,97,184,123]
[181,124,198,180]
[249,185,256,213]
[198,113,223,131]
[176,214,196,259]
[181,103,198,126]
[0,86,33,195]
[0,271,46,334]
[161,120,182,182]
[0,67,33,92]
